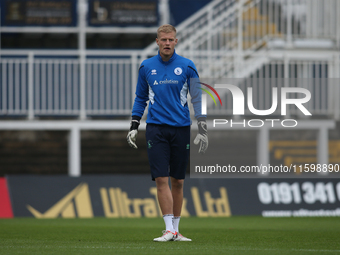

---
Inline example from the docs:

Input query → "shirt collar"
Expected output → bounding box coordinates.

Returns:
[157,50,177,64]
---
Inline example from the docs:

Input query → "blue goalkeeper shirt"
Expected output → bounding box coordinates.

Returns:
[132,50,205,127]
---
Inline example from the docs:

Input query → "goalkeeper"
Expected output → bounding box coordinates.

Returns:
[127,24,208,242]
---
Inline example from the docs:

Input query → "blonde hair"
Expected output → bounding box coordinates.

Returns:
[157,24,176,38]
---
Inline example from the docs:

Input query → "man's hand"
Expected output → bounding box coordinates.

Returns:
[194,120,208,153]
[127,120,140,149]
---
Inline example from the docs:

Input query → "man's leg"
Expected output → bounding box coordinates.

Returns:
[170,177,184,217]
[168,126,191,241]
[171,177,183,234]
[171,177,192,241]
[153,176,176,241]
[155,176,173,215]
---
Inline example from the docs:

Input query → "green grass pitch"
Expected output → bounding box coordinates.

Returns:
[1,216,340,255]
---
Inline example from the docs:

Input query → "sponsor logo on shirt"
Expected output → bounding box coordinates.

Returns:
[159,79,179,84]
[153,79,179,85]
[151,69,157,75]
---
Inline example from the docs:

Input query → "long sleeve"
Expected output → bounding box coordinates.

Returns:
[188,61,206,120]
[131,64,149,118]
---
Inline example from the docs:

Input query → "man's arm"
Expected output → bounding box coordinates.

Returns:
[131,65,149,118]
[187,62,208,153]
[127,65,148,149]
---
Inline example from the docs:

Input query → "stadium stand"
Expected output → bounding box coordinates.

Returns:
[0,0,339,176]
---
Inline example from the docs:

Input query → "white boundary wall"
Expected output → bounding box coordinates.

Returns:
[0,120,335,176]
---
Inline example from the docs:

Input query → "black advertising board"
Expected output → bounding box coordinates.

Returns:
[6,175,340,218]
[88,0,158,26]
[2,0,77,26]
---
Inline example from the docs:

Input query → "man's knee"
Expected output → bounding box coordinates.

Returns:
[171,178,184,190]
[155,177,169,190]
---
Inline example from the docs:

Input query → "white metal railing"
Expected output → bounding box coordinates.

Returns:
[0,51,140,119]
[85,58,134,115]
[1,50,338,119]
[143,0,340,55]
[141,0,340,88]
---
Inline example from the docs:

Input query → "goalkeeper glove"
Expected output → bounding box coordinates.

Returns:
[194,120,208,153]
[127,119,140,149]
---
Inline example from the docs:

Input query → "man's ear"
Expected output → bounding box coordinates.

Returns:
[156,38,159,45]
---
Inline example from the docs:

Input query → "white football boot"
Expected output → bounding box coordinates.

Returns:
[153,230,176,242]
[174,233,192,241]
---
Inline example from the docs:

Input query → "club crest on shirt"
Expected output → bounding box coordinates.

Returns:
[174,67,182,75]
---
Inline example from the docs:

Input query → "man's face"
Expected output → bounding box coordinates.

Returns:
[156,31,178,60]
